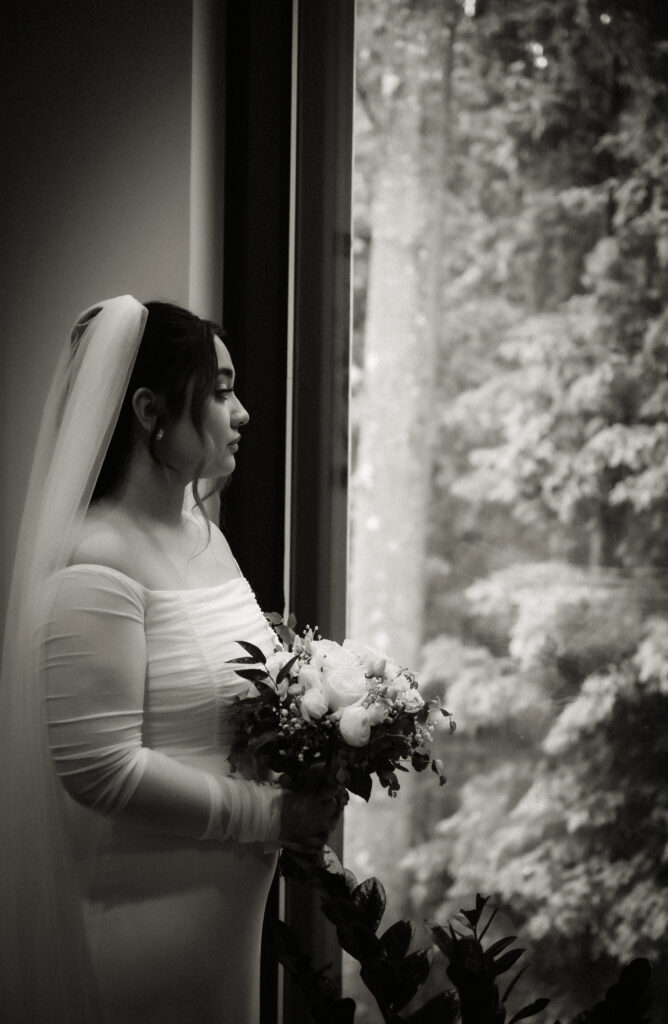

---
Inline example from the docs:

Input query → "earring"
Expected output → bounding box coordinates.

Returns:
[155,428,165,441]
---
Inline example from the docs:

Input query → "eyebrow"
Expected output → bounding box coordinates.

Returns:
[216,367,235,382]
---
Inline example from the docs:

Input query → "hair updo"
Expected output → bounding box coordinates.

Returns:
[92,300,222,512]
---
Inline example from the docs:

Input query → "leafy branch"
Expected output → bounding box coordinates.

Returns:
[276,847,654,1023]
[277,848,554,1024]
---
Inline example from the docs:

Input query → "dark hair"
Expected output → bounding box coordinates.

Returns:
[92,301,221,514]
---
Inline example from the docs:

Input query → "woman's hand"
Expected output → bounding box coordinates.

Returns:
[279,787,344,850]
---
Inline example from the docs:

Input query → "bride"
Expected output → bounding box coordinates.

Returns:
[0,297,338,1023]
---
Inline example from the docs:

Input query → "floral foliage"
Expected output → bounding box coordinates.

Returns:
[278,848,552,1024]
[227,615,453,801]
[276,851,654,1023]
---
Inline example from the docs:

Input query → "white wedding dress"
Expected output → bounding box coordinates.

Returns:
[40,564,279,1023]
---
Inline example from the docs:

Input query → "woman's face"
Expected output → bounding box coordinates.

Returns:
[202,336,250,478]
[163,336,249,482]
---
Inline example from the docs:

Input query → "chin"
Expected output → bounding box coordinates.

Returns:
[199,466,234,486]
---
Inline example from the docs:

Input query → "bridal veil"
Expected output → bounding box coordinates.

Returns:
[0,297,148,1021]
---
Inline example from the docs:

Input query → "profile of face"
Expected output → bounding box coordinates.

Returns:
[202,335,250,478]
[154,336,249,483]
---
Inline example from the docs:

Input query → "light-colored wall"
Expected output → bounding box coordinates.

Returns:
[1,0,193,620]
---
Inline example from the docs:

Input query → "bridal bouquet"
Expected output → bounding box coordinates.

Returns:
[227,614,453,800]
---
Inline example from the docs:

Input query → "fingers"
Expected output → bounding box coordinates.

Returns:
[279,787,346,848]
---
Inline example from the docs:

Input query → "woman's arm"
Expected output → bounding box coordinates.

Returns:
[41,568,283,843]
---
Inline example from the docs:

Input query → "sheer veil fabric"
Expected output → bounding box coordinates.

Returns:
[0,297,148,1021]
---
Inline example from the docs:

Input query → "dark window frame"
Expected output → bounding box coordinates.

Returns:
[222,2,355,1019]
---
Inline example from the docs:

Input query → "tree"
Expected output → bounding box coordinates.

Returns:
[348,0,668,1017]
[396,1,668,1018]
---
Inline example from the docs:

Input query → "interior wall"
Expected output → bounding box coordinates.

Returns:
[0,0,193,619]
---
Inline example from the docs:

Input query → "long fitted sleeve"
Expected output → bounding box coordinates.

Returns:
[40,567,282,844]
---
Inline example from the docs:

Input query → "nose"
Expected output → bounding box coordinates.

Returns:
[233,395,250,428]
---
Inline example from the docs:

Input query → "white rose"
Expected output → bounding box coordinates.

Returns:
[338,705,371,747]
[266,650,299,683]
[298,665,322,691]
[400,688,425,713]
[300,685,328,722]
[310,638,356,669]
[311,640,368,711]
[366,701,390,725]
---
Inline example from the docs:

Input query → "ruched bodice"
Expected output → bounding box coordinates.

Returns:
[40,564,280,1024]
[44,565,277,790]
[126,570,274,758]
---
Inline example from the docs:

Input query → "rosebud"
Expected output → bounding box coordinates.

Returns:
[300,685,328,722]
[363,653,387,677]
[338,705,371,747]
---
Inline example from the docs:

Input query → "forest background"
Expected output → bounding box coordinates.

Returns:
[345,0,668,1020]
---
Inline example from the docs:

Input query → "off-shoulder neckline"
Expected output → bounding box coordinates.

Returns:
[60,562,245,595]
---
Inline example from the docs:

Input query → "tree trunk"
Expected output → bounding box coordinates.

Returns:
[348,96,429,669]
[346,3,459,954]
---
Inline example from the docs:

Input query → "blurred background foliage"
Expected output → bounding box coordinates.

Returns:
[346,0,668,1020]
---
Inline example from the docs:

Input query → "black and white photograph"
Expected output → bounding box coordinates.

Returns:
[1,2,666,1022]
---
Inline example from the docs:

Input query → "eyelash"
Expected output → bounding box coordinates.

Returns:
[215,387,234,400]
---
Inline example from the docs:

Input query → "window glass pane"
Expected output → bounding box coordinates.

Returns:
[344,2,668,1021]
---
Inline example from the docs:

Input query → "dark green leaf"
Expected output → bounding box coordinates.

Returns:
[428,922,456,960]
[234,669,272,685]
[321,896,354,928]
[347,770,373,801]
[235,640,267,663]
[460,905,482,931]
[390,948,432,1012]
[276,655,299,684]
[593,957,653,1022]
[360,957,396,1008]
[486,936,517,960]
[265,611,284,625]
[493,948,525,976]
[352,877,386,933]
[508,997,550,1023]
[402,947,433,988]
[431,759,447,785]
[380,919,414,962]
[337,920,383,961]
[411,750,431,772]
[478,904,499,942]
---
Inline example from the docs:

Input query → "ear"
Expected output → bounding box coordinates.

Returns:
[131,388,162,434]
